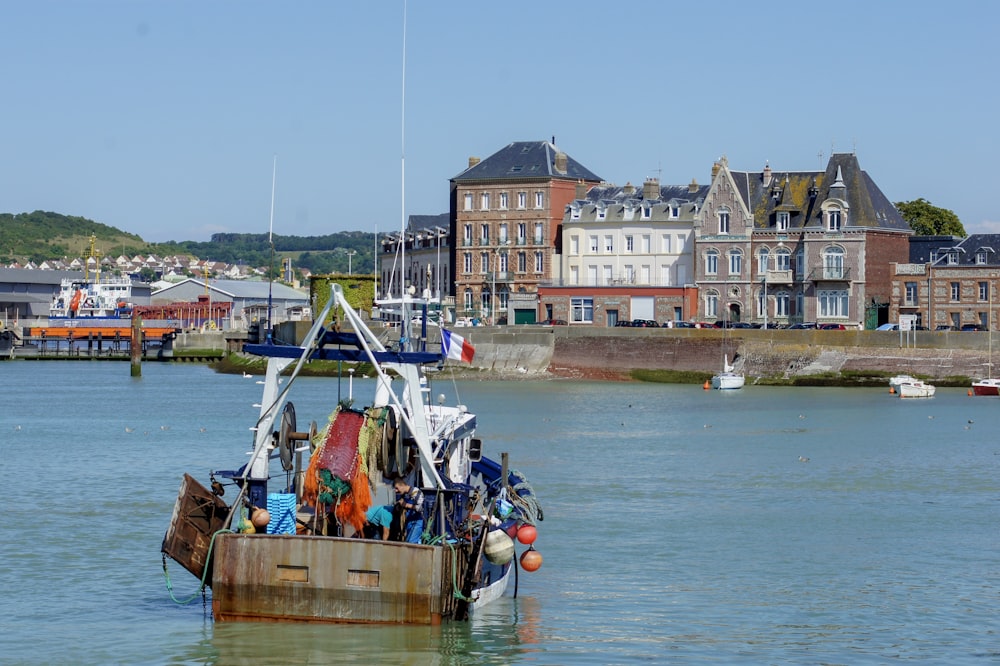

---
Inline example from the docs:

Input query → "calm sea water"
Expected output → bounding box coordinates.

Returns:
[1,361,999,665]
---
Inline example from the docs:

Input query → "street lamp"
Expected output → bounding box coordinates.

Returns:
[347,250,357,276]
[492,240,511,325]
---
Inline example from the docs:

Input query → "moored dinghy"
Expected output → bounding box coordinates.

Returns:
[711,354,745,390]
[161,284,543,624]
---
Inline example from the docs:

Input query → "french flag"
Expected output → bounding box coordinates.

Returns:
[441,329,475,364]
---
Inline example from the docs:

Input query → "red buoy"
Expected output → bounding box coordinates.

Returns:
[505,523,519,539]
[519,547,543,572]
[516,524,537,545]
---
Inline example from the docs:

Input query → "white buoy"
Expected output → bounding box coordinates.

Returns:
[484,529,515,565]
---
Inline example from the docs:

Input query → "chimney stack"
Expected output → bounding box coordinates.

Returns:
[468,156,481,168]
[643,178,660,200]
[554,152,568,174]
[688,178,699,194]
[575,180,588,199]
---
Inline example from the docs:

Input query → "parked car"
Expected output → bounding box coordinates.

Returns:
[537,319,567,326]
[961,323,986,332]
[672,321,696,328]
[875,323,898,331]
[631,319,658,328]
[788,322,818,330]
[453,317,476,327]
[614,320,632,327]
[819,323,846,330]
[935,325,956,331]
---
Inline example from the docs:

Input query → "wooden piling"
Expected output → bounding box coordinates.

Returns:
[130,315,142,377]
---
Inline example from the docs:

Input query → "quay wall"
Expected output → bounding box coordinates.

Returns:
[167,327,996,381]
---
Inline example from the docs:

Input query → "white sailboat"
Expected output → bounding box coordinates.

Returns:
[711,354,745,390]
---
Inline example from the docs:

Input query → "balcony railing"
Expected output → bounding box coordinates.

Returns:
[762,269,794,284]
[807,266,851,281]
[485,271,514,283]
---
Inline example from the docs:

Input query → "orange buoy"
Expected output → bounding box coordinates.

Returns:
[251,508,271,528]
[516,524,537,545]
[519,547,543,572]
[889,387,895,394]
[703,380,710,390]
[968,389,974,396]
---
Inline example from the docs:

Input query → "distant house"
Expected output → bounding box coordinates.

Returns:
[891,234,1000,330]
[150,278,309,327]
[693,154,911,328]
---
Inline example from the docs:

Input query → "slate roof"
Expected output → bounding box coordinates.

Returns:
[582,183,709,206]
[910,234,1000,266]
[155,278,307,301]
[452,141,602,183]
[728,153,911,232]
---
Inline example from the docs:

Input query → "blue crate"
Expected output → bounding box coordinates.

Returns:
[266,493,297,535]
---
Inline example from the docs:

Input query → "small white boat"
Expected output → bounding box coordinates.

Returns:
[896,379,936,398]
[888,374,918,392]
[711,355,745,390]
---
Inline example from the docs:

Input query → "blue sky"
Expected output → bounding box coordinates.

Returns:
[3,1,998,243]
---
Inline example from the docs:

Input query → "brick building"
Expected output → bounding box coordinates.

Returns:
[693,154,911,328]
[449,141,602,324]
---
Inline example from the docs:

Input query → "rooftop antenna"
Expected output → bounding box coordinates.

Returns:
[266,155,277,343]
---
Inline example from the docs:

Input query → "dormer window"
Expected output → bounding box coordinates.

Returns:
[669,205,679,219]
[976,251,987,265]
[570,205,581,220]
[641,205,651,220]
[596,204,606,221]
[777,211,790,231]
[771,184,783,200]
[827,209,842,232]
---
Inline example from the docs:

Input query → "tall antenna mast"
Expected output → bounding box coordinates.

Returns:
[398,0,408,301]
[266,155,277,343]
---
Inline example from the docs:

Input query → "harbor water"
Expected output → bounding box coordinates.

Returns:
[1,361,999,664]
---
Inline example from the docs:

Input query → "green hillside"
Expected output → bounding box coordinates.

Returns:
[0,211,377,275]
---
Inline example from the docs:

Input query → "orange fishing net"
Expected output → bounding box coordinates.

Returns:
[302,409,374,534]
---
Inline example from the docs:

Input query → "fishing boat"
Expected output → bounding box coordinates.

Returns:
[896,378,936,398]
[161,284,544,624]
[711,354,745,390]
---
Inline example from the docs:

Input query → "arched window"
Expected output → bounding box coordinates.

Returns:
[705,290,719,318]
[728,249,743,276]
[718,208,731,235]
[823,246,845,279]
[757,248,770,274]
[705,250,719,275]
